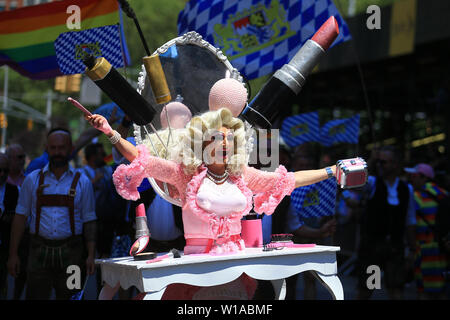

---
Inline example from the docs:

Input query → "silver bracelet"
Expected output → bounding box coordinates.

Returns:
[108,130,121,145]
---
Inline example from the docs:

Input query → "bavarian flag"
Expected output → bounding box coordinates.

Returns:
[291,178,337,218]
[280,111,320,147]
[0,0,129,79]
[177,0,351,79]
[320,114,360,147]
[55,24,126,75]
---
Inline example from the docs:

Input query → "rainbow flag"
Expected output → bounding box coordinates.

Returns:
[0,0,129,80]
[103,153,115,166]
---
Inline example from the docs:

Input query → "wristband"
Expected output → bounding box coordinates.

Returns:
[108,130,121,145]
[326,167,334,179]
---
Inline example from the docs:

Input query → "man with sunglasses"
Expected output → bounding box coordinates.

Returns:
[356,146,417,300]
[0,153,19,299]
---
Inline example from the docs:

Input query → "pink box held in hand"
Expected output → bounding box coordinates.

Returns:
[336,157,368,189]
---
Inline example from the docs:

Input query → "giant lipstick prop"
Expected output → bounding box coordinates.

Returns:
[240,16,340,129]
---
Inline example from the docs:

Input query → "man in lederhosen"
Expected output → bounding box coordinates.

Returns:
[7,128,97,300]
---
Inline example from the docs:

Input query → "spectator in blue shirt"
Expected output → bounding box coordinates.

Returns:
[7,128,97,300]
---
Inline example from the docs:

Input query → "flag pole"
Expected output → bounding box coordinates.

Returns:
[117,0,151,56]
[46,90,52,130]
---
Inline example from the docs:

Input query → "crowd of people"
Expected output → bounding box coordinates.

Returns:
[0,115,448,300]
[337,145,449,300]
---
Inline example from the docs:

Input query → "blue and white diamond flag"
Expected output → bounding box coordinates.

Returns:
[281,111,320,147]
[178,0,351,79]
[55,24,125,75]
[291,178,336,218]
[320,114,360,147]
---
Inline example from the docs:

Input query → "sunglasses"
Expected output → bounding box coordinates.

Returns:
[16,154,26,160]
[0,168,9,173]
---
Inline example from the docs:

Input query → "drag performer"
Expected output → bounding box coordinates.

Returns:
[84,77,338,299]
[87,107,336,253]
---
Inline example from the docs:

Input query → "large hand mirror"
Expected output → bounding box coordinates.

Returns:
[134,31,244,206]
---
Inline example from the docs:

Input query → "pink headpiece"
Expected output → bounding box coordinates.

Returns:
[208,78,247,117]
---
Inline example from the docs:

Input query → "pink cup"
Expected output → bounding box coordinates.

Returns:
[241,219,263,248]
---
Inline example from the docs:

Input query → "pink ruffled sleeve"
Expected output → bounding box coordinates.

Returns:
[244,165,295,215]
[112,144,183,201]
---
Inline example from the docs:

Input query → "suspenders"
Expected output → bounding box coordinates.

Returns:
[35,170,81,237]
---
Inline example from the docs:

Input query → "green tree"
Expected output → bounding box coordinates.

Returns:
[123,0,186,71]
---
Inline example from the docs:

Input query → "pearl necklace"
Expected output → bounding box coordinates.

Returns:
[206,169,229,184]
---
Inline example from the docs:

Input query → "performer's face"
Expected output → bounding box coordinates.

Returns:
[203,126,234,165]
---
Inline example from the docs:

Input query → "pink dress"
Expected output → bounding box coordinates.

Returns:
[112,145,296,299]
[113,144,296,254]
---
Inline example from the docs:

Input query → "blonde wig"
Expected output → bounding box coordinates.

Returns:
[139,108,248,176]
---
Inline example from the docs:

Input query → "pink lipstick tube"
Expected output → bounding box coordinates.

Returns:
[240,16,340,129]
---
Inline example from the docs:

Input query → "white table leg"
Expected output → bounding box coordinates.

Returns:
[270,279,286,300]
[310,271,344,300]
[98,282,120,300]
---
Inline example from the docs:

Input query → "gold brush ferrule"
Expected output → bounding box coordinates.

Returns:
[143,54,172,104]
[85,57,112,81]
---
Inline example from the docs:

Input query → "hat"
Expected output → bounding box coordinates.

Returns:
[404,163,435,179]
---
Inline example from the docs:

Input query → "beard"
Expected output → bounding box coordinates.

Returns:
[49,155,69,168]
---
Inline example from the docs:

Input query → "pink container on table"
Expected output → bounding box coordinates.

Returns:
[241,218,263,248]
